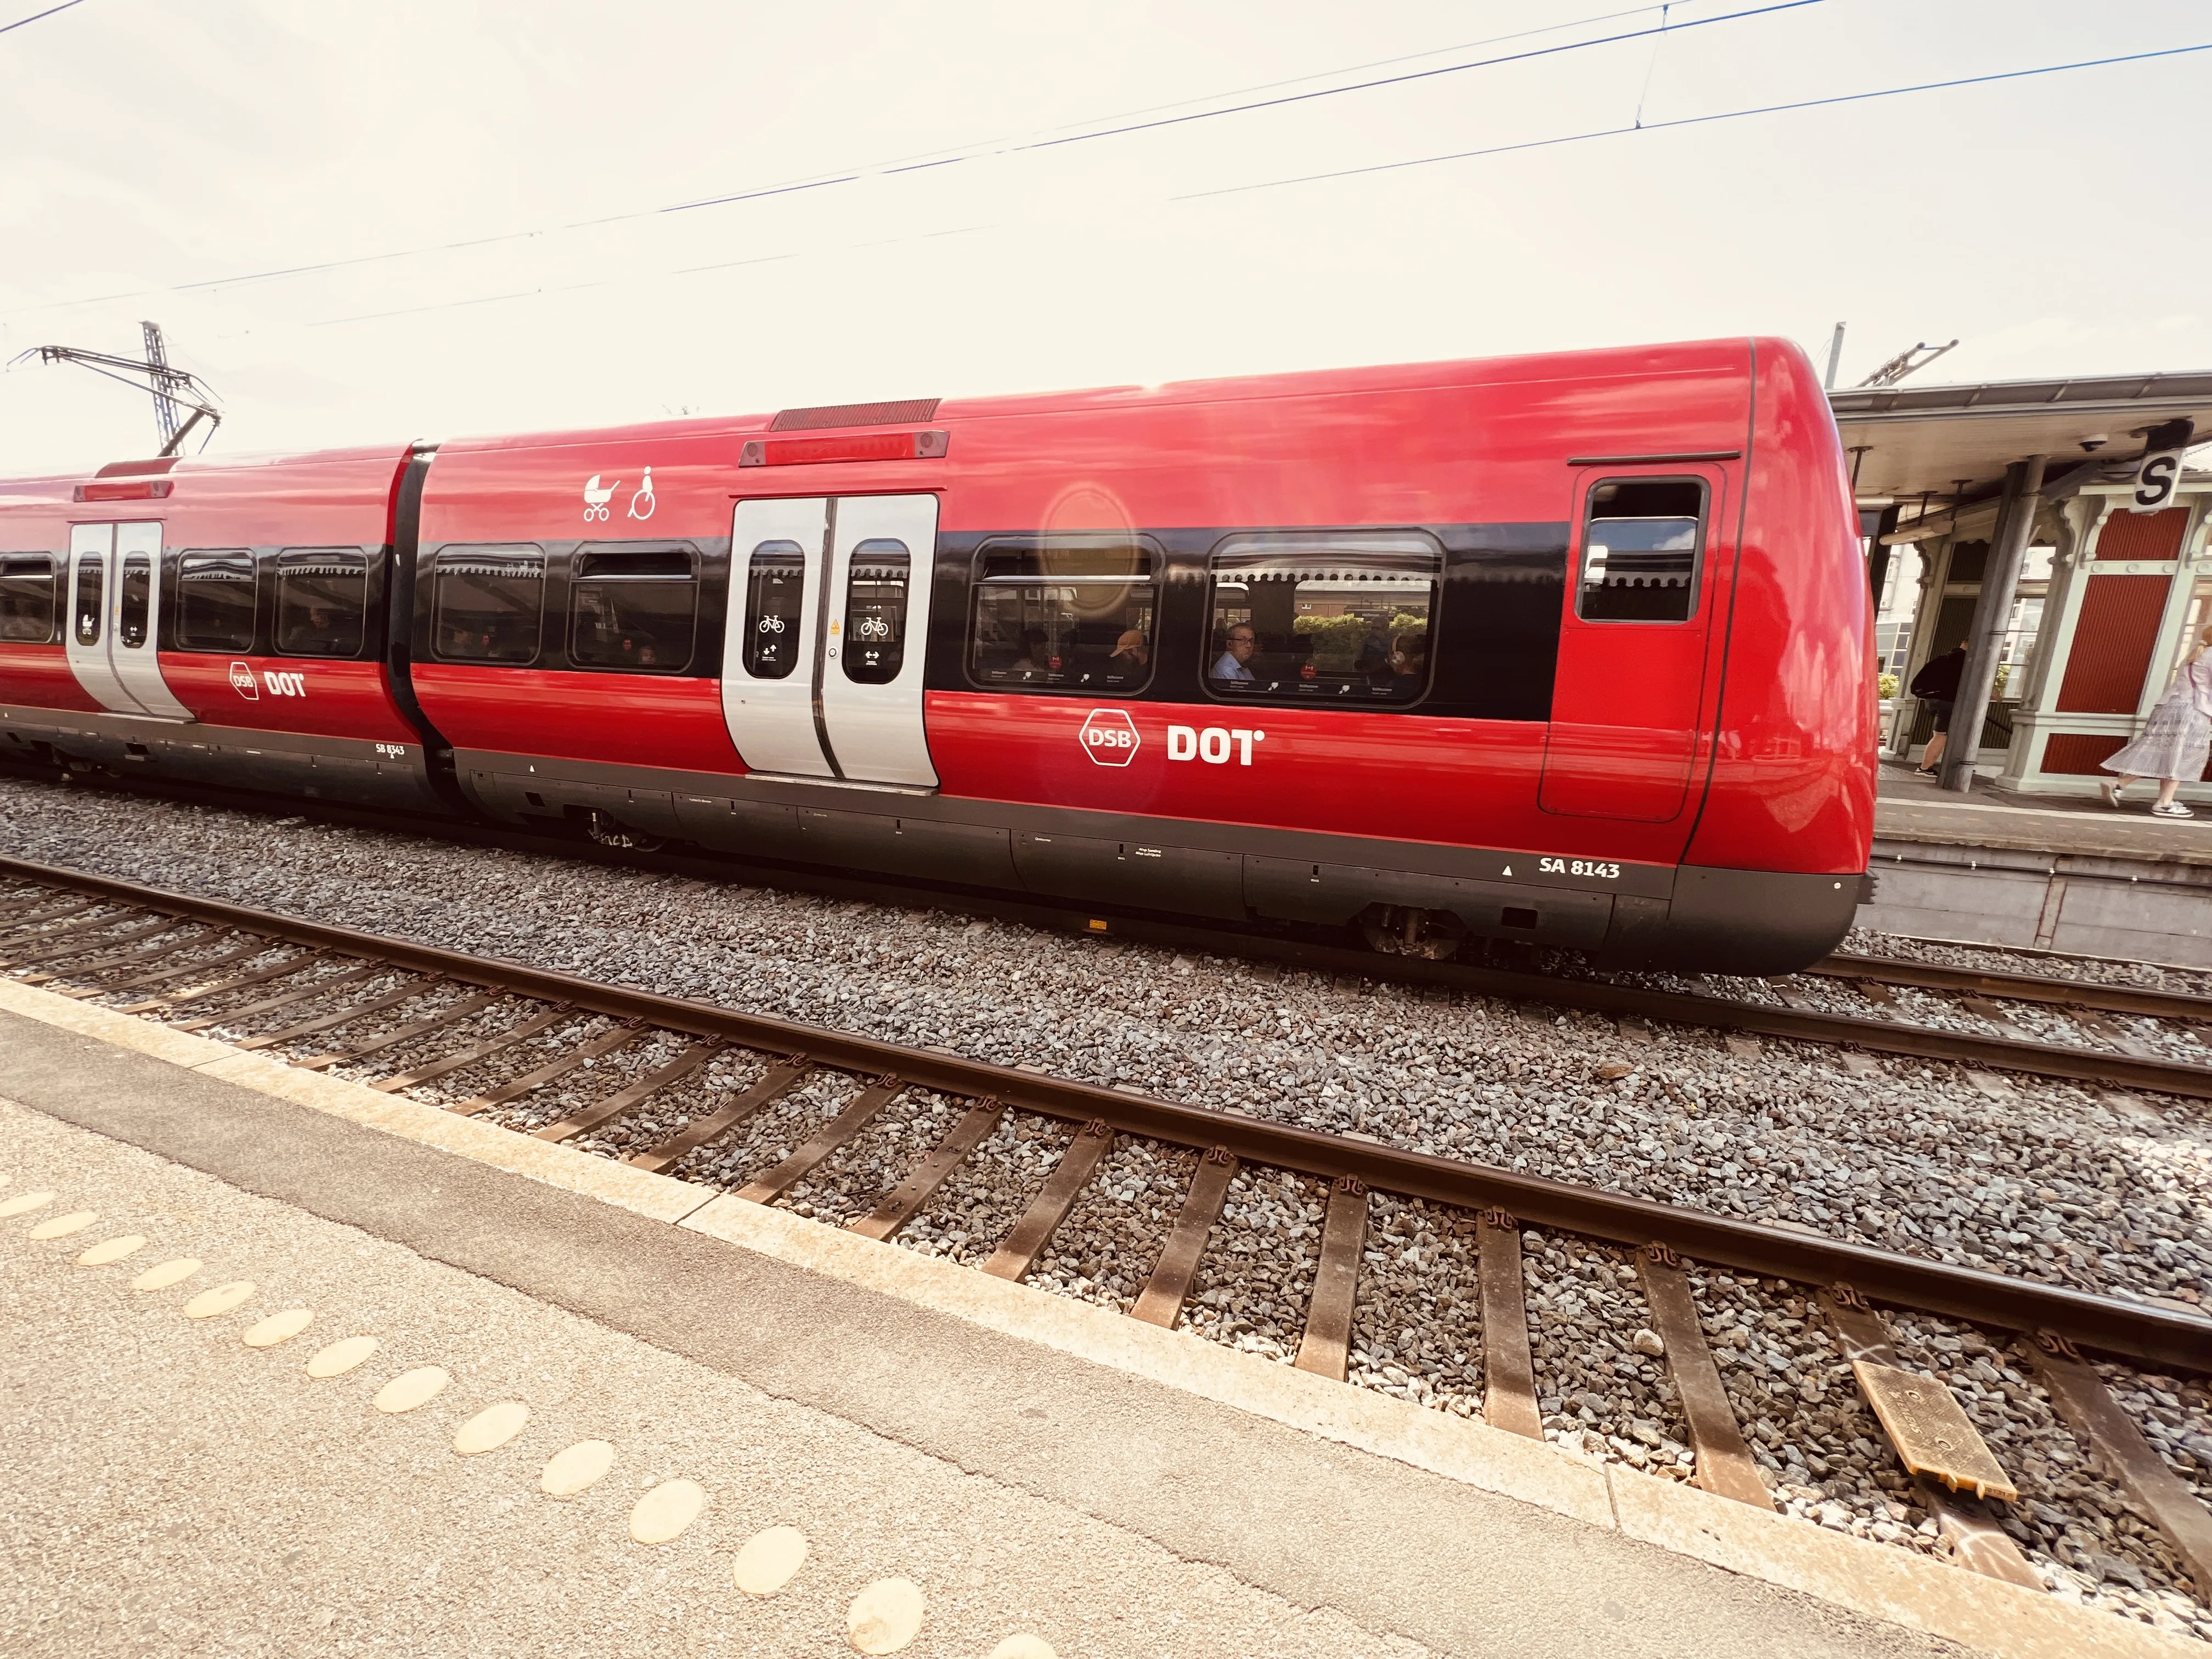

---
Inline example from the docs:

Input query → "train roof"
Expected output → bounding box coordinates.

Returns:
[433,335,1775,457]
[5,336,1797,488]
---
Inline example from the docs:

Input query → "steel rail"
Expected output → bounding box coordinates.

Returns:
[18,772,2212,1097]
[1815,951,2212,1024]
[5,849,2208,1371]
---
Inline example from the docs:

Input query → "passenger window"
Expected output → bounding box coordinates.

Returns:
[1578,479,1706,622]
[843,539,908,684]
[1204,532,1440,706]
[118,555,151,648]
[177,550,257,651]
[276,549,368,657]
[742,540,806,680]
[73,557,102,646]
[432,546,544,664]
[0,555,57,644]
[968,538,1156,692]
[569,546,697,673]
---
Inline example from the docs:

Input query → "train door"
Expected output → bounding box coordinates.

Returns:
[65,523,194,719]
[1538,466,1728,823]
[65,524,146,714]
[720,493,940,786]
[111,522,193,718]
[817,493,938,786]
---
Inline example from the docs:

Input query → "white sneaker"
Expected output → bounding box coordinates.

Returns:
[2152,802,2196,819]
[2101,781,2122,809]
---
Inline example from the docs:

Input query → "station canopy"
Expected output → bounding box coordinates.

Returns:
[1831,369,2212,521]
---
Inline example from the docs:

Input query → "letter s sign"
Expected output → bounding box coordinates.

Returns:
[2132,450,2183,513]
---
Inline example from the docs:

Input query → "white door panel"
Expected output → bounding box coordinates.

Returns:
[111,521,193,719]
[721,496,834,776]
[64,524,147,714]
[819,494,939,787]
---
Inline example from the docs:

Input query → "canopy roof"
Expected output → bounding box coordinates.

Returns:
[1832,370,2212,504]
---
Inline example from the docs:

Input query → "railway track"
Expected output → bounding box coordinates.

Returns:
[14,767,2212,1104]
[7,849,2212,1624]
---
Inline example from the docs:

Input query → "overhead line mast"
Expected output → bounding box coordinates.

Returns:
[8,319,223,456]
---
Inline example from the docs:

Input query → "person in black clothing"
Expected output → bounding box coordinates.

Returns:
[1910,644,1968,777]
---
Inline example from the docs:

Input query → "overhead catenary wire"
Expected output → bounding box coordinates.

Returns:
[670,0,1823,204]
[0,0,84,39]
[289,36,2212,335]
[0,0,1820,319]
[1178,38,2212,201]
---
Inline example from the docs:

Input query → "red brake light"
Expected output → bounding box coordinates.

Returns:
[74,479,173,502]
[738,430,949,467]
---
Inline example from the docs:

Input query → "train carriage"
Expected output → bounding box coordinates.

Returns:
[0,336,1875,973]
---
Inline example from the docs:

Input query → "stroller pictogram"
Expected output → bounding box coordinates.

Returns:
[582,475,619,522]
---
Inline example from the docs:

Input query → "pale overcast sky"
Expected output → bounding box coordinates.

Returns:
[1,0,2207,471]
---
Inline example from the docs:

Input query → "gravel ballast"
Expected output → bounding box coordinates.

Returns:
[7,776,2212,1635]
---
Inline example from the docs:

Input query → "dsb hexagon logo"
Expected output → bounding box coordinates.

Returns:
[1079,708,1141,766]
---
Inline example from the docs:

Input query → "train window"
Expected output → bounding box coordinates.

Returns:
[1578,479,1706,622]
[118,555,152,648]
[176,550,257,651]
[276,549,369,658]
[842,540,909,684]
[0,554,57,644]
[569,546,697,673]
[1203,532,1440,706]
[968,538,1156,692]
[433,545,544,664]
[742,540,806,680]
[73,556,103,647]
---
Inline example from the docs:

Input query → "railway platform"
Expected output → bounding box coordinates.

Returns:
[1862,764,2212,966]
[0,985,2180,1659]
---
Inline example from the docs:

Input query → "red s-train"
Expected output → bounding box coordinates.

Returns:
[0,336,1874,973]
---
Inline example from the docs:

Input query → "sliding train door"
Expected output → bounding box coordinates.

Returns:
[64,522,191,719]
[719,493,940,786]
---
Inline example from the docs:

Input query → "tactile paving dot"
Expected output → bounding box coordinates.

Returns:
[731,1526,808,1596]
[372,1366,449,1414]
[130,1257,202,1292]
[847,1578,926,1655]
[629,1479,706,1545]
[988,1637,1056,1659]
[28,1211,98,1240]
[0,1190,56,1218]
[241,1308,314,1348]
[540,1439,614,1498]
[304,1335,380,1379]
[76,1234,147,1266]
[452,1400,529,1455]
[182,1281,255,1319]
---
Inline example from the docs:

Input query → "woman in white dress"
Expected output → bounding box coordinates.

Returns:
[2102,623,2212,819]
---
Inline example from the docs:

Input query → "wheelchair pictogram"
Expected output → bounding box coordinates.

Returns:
[627,467,657,521]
